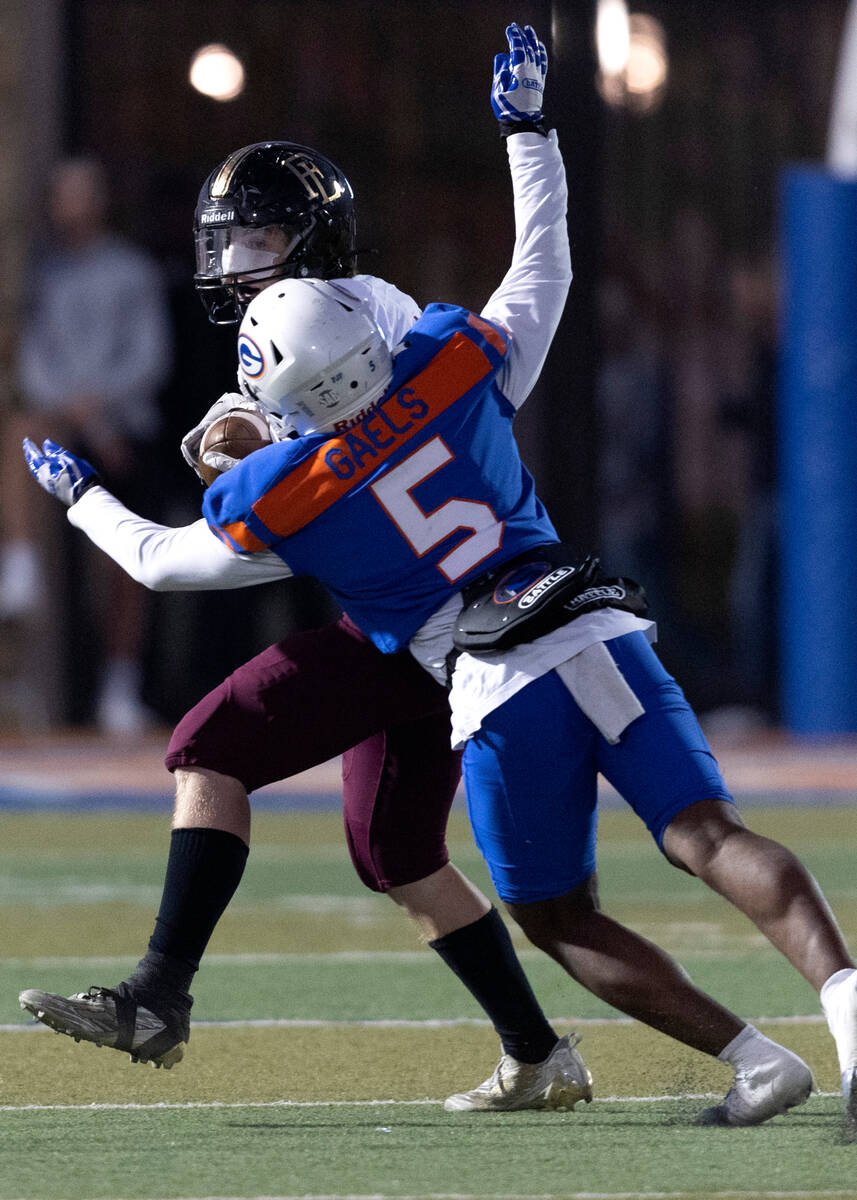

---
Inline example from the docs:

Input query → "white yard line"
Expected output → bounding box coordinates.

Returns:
[0,939,804,968]
[5,1193,856,1200]
[0,1013,829,1034]
[3,951,440,967]
[0,1091,843,1112]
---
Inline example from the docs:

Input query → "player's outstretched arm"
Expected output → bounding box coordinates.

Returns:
[483,22,571,410]
[68,490,291,591]
[21,435,290,591]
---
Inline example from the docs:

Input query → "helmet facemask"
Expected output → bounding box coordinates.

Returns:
[193,142,358,326]
[194,220,315,324]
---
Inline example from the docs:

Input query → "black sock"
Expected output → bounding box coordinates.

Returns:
[429,907,558,1063]
[124,827,249,1000]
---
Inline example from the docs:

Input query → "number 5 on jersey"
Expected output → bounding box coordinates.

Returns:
[371,437,504,583]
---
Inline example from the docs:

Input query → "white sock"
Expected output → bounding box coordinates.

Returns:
[717,1024,778,1071]
[820,967,856,1010]
[820,967,857,1077]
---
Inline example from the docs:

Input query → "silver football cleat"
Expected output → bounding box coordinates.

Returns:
[19,984,187,1068]
[444,1032,593,1112]
[697,1045,813,1126]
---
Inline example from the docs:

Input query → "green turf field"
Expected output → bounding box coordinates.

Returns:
[1,804,856,1200]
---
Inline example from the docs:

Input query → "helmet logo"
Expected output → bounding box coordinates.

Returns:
[200,208,236,225]
[284,154,344,204]
[317,387,341,409]
[238,333,265,378]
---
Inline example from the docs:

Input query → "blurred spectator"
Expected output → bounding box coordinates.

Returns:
[719,253,780,723]
[0,155,172,731]
[654,206,746,711]
[595,274,671,622]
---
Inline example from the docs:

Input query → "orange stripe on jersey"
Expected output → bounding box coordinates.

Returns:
[215,520,269,554]
[252,331,494,540]
[467,312,508,355]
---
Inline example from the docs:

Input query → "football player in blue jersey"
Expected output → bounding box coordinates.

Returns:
[21,23,857,1124]
[17,23,594,1114]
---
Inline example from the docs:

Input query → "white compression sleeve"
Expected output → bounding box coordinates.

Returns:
[68,485,292,591]
[481,130,572,410]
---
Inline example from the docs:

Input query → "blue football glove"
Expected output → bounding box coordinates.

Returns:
[491,23,547,125]
[22,437,100,506]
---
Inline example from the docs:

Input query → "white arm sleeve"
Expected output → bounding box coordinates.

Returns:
[481,130,572,409]
[67,485,292,591]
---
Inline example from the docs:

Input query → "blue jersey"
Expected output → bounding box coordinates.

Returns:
[203,304,557,652]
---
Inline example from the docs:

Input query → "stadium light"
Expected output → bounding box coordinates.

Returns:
[189,44,246,102]
[828,0,857,175]
[596,0,630,77]
[625,15,668,109]
[596,8,668,113]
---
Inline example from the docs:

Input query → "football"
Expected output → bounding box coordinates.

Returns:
[198,409,273,486]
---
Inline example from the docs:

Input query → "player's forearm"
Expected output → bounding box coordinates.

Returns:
[508,130,570,271]
[487,131,571,305]
[68,485,289,590]
[481,131,571,407]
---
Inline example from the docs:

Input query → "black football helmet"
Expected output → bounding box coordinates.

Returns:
[193,141,357,325]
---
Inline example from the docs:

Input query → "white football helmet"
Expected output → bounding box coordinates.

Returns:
[236,278,394,435]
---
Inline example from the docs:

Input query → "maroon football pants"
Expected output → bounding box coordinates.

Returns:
[165,614,461,891]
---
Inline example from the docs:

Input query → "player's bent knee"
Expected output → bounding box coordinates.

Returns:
[506,874,601,949]
[347,851,451,894]
[661,798,747,873]
[344,820,450,893]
